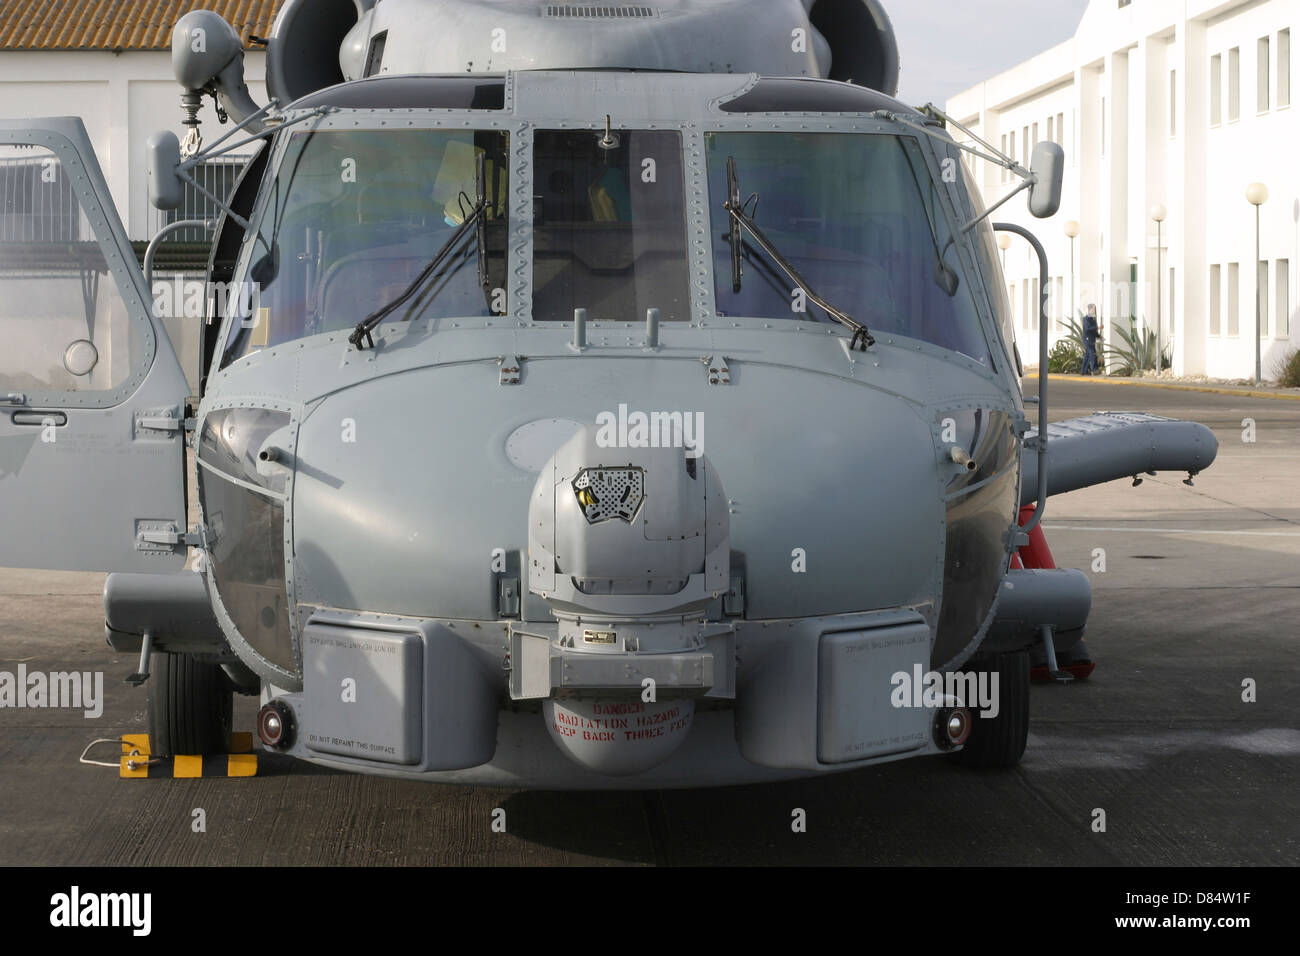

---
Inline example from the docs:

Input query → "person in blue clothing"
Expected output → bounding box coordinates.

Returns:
[1081,303,1103,375]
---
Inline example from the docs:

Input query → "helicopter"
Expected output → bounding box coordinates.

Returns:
[0,0,1218,788]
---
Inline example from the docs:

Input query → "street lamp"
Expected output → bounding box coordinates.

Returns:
[997,231,1012,270]
[1246,182,1268,386]
[1150,204,1166,375]
[1064,220,1080,331]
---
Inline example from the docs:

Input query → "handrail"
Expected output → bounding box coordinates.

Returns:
[144,218,217,290]
[993,221,1048,535]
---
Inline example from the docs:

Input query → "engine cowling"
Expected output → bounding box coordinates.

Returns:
[261,0,901,106]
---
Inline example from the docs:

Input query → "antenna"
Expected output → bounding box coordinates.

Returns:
[598,115,620,151]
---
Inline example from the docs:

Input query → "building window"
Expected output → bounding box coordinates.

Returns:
[1259,261,1270,336]
[1228,262,1239,335]
[1228,46,1240,121]
[1278,259,1290,337]
[1009,130,1016,174]
[1031,121,1039,149]
[1170,69,1177,136]
[1047,115,1054,143]
[1210,265,1221,335]
[1054,276,1064,331]
[1211,54,1222,125]
[1058,111,1065,153]
[1281,29,1291,108]
[1022,125,1029,167]
[1032,276,1040,331]
[1000,133,1008,182]
[1259,36,1270,112]
[1101,97,1106,154]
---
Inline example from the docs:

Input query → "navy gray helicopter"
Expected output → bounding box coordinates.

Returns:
[0,0,1217,787]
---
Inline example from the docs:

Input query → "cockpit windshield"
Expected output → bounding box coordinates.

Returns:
[705,132,993,365]
[216,123,996,369]
[531,128,690,323]
[220,128,508,368]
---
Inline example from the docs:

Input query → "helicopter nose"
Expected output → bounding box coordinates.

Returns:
[519,425,728,775]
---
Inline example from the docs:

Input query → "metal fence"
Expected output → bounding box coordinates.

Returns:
[0,156,81,242]
[149,156,250,242]
[1,153,250,245]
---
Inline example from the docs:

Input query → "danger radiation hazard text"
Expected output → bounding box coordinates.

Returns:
[552,702,689,741]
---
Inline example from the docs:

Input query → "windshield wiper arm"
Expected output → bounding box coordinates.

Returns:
[349,153,488,350]
[723,155,874,351]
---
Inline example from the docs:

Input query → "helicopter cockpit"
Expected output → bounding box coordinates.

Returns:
[209,74,1006,377]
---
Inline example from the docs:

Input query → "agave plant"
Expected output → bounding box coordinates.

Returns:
[1102,316,1171,376]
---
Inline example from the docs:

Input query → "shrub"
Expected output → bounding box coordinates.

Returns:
[1273,347,1300,388]
[1047,337,1083,374]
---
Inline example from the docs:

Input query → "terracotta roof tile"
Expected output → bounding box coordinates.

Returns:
[0,0,282,51]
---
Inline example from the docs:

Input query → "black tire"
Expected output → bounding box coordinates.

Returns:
[953,650,1029,768]
[147,652,234,756]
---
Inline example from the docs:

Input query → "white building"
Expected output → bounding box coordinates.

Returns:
[0,0,277,389]
[947,0,1297,381]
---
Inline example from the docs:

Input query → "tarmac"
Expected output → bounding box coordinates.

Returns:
[0,379,1296,865]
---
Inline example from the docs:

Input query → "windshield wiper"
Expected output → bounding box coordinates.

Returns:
[349,153,489,350]
[724,156,874,351]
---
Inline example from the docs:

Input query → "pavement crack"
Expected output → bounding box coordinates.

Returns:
[1012,765,1126,865]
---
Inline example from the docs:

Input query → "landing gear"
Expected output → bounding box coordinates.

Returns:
[1012,503,1096,682]
[953,650,1029,768]
[146,652,234,756]
[1030,635,1095,681]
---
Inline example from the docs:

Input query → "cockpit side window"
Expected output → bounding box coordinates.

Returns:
[220,128,509,368]
[706,131,992,366]
[957,159,1018,375]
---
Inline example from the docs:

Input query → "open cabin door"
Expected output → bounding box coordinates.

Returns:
[0,117,188,572]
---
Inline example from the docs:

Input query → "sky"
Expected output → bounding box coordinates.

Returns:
[890,0,1091,108]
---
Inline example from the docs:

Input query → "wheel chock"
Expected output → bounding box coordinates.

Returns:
[118,732,257,779]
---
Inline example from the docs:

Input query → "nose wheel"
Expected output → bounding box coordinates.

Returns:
[146,652,234,757]
[951,650,1029,768]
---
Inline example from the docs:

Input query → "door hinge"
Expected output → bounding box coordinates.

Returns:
[134,407,186,437]
[135,523,205,550]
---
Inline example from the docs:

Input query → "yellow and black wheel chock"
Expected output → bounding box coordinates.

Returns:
[118,732,258,779]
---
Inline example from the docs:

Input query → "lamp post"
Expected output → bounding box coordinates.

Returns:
[1246,182,1268,386]
[1064,219,1080,331]
[997,231,1012,271]
[1150,204,1166,374]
